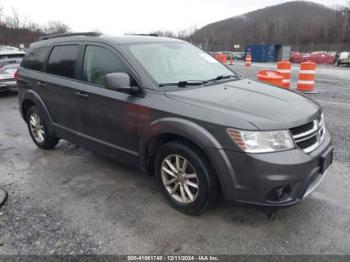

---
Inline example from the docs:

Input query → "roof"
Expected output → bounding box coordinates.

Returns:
[32,34,184,48]
[102,35,184,44]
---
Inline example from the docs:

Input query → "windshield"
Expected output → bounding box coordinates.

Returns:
[128,42,236,86]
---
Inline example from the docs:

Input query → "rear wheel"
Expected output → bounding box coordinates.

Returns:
[26,106,59,149]
[155,141,218,215]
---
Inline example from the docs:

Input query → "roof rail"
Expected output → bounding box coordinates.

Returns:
[39,32,101,41]
[124,33,159,37]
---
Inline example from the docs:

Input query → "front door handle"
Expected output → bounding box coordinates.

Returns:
[75,91,89,98]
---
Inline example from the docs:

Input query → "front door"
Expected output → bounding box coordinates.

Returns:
[77,44,142,163]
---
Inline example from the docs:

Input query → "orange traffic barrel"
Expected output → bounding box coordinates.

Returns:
[276,60,292,89]
[257,70,284,87]
[297,61,317,93]
[245,53,252,67]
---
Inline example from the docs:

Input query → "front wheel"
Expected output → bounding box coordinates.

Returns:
[155,141,218,215]
[26,106,59,149]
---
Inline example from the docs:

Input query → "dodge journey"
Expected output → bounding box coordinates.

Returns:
[17,33,333,214]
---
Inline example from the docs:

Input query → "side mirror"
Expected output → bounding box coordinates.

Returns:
[105,72,138,94]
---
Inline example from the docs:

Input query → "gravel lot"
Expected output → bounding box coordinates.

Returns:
[0,63,349,255]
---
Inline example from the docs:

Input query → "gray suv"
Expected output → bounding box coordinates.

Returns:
[17,33,333,214]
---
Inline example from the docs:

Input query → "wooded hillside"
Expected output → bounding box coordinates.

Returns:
[191,1,350,51]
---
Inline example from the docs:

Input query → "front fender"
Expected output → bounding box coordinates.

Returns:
[139,117,239,199]
[143,117,223,149]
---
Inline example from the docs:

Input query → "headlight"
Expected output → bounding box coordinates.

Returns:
[226,128,295,153]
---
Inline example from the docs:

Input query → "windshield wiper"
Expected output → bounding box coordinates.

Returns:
[206,74,239,82]
[159,80,208,87]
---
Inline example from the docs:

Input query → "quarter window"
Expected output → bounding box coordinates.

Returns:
[22,47,49,72]
[83,45,128,86]
[47,45,79,79]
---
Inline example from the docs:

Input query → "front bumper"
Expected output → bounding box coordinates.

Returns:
[213,129,333,208]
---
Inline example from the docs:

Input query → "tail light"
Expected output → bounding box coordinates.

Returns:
[14,69,20,81]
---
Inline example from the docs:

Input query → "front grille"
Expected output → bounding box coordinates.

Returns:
[290,122,314,136]
[290,115,325,153]
[297,135,317,149]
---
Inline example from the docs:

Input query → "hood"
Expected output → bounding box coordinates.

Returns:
[165,78,321,130]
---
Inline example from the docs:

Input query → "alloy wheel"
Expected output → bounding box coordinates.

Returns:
[29,113,45,143]
[161,154,199,204]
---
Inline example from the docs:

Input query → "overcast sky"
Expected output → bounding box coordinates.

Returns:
[0,0,348,34]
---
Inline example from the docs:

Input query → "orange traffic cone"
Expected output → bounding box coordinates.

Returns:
[245,53,252,67]
[297,61,317,93]
[257,70,284,87]
[276,60,291,89]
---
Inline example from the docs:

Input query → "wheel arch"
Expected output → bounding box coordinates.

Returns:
[139,117,236,198]
[21,90,55,134]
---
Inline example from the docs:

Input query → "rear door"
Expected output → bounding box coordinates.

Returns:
[38,44,84,133]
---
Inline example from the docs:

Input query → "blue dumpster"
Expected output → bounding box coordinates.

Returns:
[245,44,276,62]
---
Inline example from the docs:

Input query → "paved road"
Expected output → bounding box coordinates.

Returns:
[231,61,350,82]
[0,64,349,254]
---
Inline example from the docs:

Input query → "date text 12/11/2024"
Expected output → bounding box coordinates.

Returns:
[127,255,220,261]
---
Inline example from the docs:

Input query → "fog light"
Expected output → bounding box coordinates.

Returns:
[266,186,291,202]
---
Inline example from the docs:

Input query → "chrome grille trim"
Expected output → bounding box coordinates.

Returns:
[292,120,318,139]
[290,115,325,153]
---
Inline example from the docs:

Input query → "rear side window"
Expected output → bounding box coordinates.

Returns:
[47,45,79,79]
[83,45,128,86]
[22,47,49,71]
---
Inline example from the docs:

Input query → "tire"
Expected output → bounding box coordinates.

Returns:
[155,141,218,215]
[26,106,59,149]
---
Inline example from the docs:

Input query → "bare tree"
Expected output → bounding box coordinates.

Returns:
[44,21,71,35]
[0,5,71,47]
[5,8,20,28]
[0,6,3,23]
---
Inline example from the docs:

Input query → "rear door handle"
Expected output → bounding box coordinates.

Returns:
[37,81,47,87]
[75,91,89,98]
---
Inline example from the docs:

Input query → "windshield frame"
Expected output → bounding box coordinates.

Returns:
[123,41,240,90]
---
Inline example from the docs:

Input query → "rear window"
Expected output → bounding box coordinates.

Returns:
[7,54,25,59]
[0,54,25,59]
[22,47,50,72]
[47,45,79,79]
[4,64,20,69]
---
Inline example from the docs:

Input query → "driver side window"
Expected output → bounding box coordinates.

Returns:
[83,45,129,86]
